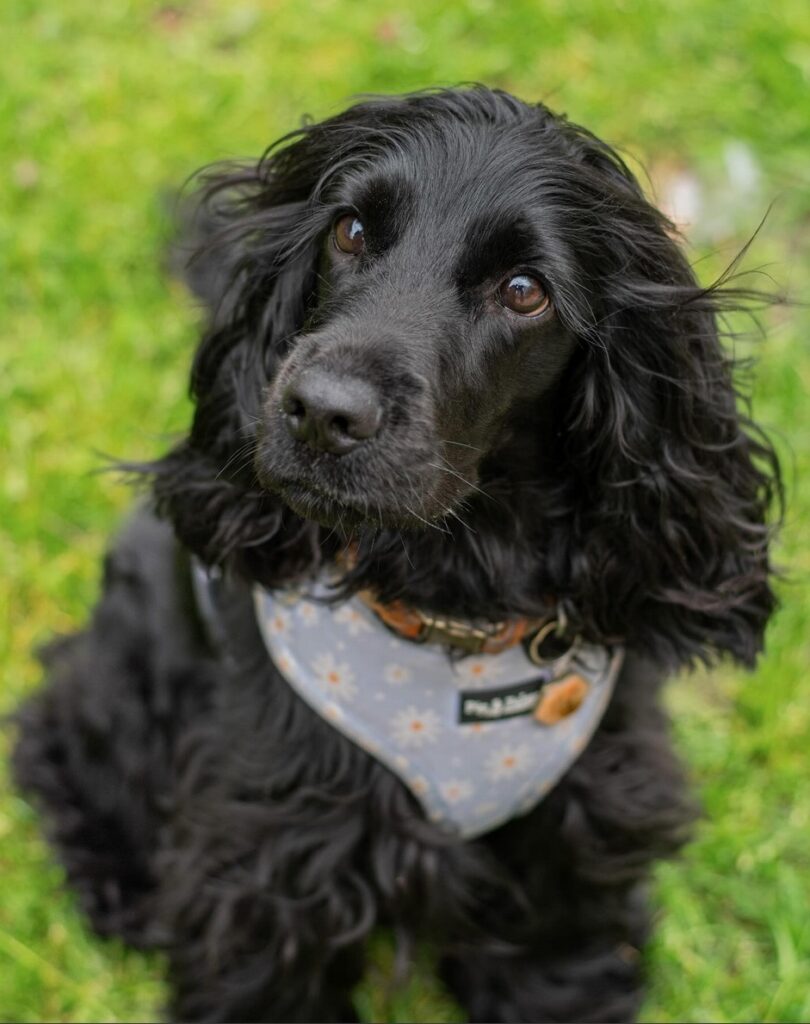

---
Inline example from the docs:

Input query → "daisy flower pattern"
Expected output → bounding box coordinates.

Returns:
[333,604,372,635]
[266,607,291,636]
[460,721,492,739]
[383,662,411,686]
[455,656,504,686]
[441,780,474,804]
[486,744,532,780]
[322,701,344,723]
[296,600,320,627]
[311,653,357,702]
[390,706,441,748]
[410,775,430,797]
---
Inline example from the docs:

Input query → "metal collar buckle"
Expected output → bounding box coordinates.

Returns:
[417,613,505,654]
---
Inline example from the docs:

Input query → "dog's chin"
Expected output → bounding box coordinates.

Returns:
[268,478,441,532]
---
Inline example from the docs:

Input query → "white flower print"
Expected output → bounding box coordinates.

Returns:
[275,651,294,675]
[333,604,372,636]
[297,600,320,627]
[455,657,504,685]
[311,653,357,702]
[410,775,430,797]
[390,706,441,748]
[441,780,474,804]
[383,662,411,686]
[322,701,344,723]
[265,607,292,636]
[460,721,492,739]
[485,743,532,780]
[475,801,498,819]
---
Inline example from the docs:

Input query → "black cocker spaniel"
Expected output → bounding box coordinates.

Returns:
[14,87,780,1023]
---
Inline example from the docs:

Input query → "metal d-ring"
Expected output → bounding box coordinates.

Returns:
[526,607,575,668]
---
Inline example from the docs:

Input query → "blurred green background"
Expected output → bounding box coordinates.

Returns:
[1,1,809,1021]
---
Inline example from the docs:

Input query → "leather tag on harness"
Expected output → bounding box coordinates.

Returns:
[534,674,590,725]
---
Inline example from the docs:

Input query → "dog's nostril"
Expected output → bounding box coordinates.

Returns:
[282,394,305,420]
[331,414,350,437]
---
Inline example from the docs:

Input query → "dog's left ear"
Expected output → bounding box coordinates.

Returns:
[550,119,782,668]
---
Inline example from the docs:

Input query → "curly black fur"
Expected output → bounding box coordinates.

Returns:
[14,87,780,1023]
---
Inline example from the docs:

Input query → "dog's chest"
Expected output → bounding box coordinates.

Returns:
[251,579,622,839]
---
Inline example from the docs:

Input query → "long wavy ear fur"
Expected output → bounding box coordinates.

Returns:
[541,110,782,668]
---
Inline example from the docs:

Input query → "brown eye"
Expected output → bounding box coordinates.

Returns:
[334,214,365,255]
[498,274,550,316]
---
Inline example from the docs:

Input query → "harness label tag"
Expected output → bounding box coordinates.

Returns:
[458,675,551,723]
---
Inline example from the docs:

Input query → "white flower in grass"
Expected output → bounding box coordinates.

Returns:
[297,600,320,626]
[441,780,474,804]
[383,662,411,686]
[333,604,372,635]
[455,657,504,685]
[311,653,357,702]
[486,744,532,780]
[390,706,441,748]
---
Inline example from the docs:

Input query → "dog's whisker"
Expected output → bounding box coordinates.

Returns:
[440,439,484,453]
[215,439,257,481]
[403,504,450,535]
[427,460,494,504]
[398,533,414,570]
[444,506,476,534]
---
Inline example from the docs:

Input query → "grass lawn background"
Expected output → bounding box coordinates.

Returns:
[1,1,809,1020]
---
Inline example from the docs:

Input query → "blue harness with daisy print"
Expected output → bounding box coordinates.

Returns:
[248,575,623,840]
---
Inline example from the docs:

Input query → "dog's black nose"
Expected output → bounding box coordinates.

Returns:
[282,371,383,454]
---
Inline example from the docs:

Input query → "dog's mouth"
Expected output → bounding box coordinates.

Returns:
[272,478,381,530]
[254,373,484,532]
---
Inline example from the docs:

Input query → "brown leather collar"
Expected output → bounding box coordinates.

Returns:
[339,544,565,658]
[357,590,557,656]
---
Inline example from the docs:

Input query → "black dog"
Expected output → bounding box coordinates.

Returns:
[14,87,780,1023]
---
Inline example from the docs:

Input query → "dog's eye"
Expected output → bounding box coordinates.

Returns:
[334,215,365,255]
[498,274,550,317]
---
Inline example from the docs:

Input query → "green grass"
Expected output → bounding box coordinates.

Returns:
[1,1,809,1020]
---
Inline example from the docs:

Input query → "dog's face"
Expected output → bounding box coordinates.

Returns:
[254,124,579,530]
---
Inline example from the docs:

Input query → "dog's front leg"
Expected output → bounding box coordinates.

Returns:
[157,792,373,1023]
[150,647,380,1024]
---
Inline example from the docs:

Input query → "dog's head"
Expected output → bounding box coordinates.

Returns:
[158,87,779,666]
[252,94,588,530]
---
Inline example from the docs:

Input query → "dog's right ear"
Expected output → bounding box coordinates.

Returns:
[170,147,329,413]
[145,134,338,570]
[168,191,247,328]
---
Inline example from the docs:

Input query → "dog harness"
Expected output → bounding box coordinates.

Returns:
[244,574,623,839]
